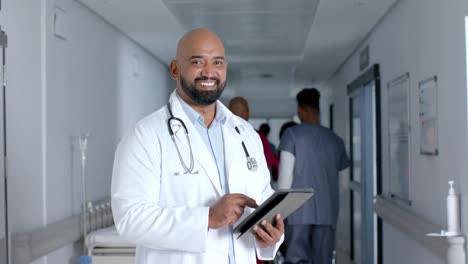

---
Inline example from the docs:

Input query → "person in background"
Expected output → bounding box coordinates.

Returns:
[111,28,284,264]
[228,97,279,189]
[274,120,298,258]
[278,88,349,264]
[259,123,277,155]
[258,123,278,188]
[279,121,298,140]
[228,96,250,122]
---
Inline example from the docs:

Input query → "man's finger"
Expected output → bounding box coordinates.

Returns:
[274,214,284,233]
[233,194,257,208]
[260,220,280,239]
[233,207,244,218]
[253,224,272,244]
[244,197,258,208]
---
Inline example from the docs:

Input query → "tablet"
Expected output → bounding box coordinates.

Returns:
[233,188,314,238]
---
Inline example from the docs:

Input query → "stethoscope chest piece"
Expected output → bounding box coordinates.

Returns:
[235,126,258,172]
[246,157,258,172]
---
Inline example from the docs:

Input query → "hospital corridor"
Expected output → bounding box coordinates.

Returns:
[0,0,468,263]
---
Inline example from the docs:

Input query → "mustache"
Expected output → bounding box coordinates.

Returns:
[194,76,220,83]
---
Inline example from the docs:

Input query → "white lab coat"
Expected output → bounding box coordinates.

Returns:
[111,91,282,264]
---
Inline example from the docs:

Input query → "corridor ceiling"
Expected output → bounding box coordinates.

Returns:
[79,0,397,117]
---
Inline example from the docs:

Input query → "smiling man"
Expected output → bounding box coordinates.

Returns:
[170,29,227,127]
[111,28,284,264]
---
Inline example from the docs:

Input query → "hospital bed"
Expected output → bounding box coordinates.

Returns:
[84,198,135,264]
[83,198,286,264]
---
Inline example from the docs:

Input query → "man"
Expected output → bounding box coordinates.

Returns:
[111,28,284,264]
[228,96,250,122]
[227,96,281,264]
[278,88,349,264]
[228,97,279,188]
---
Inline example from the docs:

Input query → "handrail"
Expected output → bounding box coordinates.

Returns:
[11,197,112,264]
[374,195,447,259]
[11,215,81,264]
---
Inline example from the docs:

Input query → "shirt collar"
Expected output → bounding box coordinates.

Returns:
[176,93,227,127]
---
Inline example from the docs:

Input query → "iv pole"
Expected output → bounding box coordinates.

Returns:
[78,133,89,257]
[0,26,9,264]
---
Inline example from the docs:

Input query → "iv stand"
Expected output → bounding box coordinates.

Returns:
[78,133,90,255]
[0,26,9,264]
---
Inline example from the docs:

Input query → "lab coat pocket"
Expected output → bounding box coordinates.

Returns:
[165,166,216,207]
[172,168,200,177]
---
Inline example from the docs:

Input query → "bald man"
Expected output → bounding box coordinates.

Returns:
[228,97,279,188]
[228,96,250,121]
[111,28,284,264]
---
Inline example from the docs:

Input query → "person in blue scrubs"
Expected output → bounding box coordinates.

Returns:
[278,88,350,264]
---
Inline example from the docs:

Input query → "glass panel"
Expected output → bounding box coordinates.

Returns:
[362,81,377,264]
[352,96,361,183]
[353,191,362,264]
[387,73,410,202]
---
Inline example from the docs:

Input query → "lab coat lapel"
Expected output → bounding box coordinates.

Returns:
[169,92,222,196]
[222,113,246,192]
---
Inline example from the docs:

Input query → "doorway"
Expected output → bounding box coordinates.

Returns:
[348,64,382,264]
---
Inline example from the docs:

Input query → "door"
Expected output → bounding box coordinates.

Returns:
[348,65,382,264]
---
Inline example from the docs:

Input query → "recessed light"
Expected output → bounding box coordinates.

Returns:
[103,0,122,5]
[260,73,273,79]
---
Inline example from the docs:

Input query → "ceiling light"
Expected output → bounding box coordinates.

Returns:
[102,0,122,5]
[354,2,367,7]
[260,73,273,79]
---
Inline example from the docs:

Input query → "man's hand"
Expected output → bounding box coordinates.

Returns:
[253,214,284,247]
[208,193,257,229]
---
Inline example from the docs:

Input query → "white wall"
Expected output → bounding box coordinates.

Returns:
[2,0,170,263]
[3,0,45,236]
[321,0,468,263]
[222,77,298,118]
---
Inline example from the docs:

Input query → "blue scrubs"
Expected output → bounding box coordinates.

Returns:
[279,123,349,264]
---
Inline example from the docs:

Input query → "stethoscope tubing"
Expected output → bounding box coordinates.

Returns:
[167,102,195,174]
[167,102,257,174]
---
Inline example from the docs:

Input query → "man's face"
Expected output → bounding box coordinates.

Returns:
[179,69,226,106]
[172,31,228,106]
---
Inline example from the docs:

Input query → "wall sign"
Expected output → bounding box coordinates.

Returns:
[359,45,370,71]
[419,76,439,155]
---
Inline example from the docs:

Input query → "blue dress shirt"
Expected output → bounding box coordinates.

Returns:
[178,95,236,264]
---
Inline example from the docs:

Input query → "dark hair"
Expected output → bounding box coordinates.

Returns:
[296,88,320,110]
[279,121,299,139]
[259,123,270,136]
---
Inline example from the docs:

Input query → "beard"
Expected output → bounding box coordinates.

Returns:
[180,76,226,106]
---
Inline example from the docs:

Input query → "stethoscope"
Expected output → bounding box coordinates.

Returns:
[167,102,258,175]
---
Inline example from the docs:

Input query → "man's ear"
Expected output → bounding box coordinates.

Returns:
[169,60,179,80]
[297,105,305,116]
